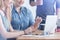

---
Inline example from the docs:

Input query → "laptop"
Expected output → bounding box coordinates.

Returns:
[44,15,57,35]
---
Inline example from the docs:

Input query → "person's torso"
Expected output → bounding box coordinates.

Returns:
[37,0,55,19]
[11,7,31,30]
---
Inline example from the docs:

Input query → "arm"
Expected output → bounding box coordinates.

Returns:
[24,9,42,34]
[5,4,15,32]
[6,6,12,22]
[56,0,60,19]
[30,0,43,6]
[5,7,15,32]
[0,16,24,39]
[57,8,60,19]
[24,17,42,34]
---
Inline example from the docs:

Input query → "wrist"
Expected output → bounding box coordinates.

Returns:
[36,21,40,24]
[22,31,25,34]
[24,30,26,35]
[19,31,25,35]
[35,22,40,27]
[24,27,33,34]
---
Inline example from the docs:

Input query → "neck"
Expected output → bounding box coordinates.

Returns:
[0,7,2,10]
[14,4,21,8]
[14,4,21,14]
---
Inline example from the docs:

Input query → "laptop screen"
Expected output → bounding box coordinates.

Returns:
[44,15,57,34]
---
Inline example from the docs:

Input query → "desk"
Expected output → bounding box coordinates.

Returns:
[16,30,60,40]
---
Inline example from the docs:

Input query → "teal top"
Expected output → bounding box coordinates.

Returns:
[0,11,10,40]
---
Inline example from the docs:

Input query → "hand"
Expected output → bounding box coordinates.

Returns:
[31,16,42,31]
[35,16,42,25]
[36,0,43,5]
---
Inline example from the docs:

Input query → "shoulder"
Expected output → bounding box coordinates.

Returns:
[21,7,27,11]
[21,7,31,14]
[21,7,31,11]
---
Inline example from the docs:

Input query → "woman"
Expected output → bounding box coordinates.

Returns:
[11,0,42,34]
[0,0,25,40]
[0,0,42,40]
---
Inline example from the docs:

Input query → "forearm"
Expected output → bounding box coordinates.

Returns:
[31,22,40,32]
[25,23,40,34]
[0,16,24,38]
[34,22,40,28]
[3,31,24,38]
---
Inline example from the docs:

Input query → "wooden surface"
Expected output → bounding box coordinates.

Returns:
[16,30,60,40]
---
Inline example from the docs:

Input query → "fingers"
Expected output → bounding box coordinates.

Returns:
[35,16,42,24]
[32,16,42,31]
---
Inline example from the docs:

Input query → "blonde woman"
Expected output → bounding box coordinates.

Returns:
[0,0,25,40]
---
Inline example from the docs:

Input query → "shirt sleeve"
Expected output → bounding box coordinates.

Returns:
[27,9,35,26]
[56,0,60,8]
